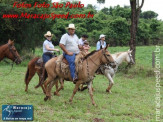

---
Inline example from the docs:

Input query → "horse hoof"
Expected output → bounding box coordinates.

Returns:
[44,96,49,101]
[54,92,60,96]
[106,89,112,93]
[92,103,97,107]
[69,99,72,103]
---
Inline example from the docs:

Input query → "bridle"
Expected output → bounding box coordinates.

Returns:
[85,50,115,78]
[128,52,134,65]
[8,44,20,63]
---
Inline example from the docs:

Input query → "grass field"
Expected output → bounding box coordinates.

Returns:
[0,46,163,122]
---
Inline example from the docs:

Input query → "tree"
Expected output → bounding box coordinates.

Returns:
[130,0,144,62]
[140,11,158,19]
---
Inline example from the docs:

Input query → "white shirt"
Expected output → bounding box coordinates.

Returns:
[60,33,80,54]
[79,38,87,46]
[43,40,54,53]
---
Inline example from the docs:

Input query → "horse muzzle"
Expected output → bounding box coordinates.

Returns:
[15,58,22,64]
[110,62,116,68]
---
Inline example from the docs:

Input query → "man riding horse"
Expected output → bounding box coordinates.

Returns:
[59,24,82,83]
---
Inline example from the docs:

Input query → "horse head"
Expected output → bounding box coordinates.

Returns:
[6,39,22,64]
[126,49,135,65]
[101,45,116,68]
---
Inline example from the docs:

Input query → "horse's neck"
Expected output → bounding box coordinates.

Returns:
[113,52,127,66]
[0,44,7,61]
[86,52,102,74]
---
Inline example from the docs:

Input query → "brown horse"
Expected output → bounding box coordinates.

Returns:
[0,39,21,64]
[41,45,115,106]
[25,57,64,95]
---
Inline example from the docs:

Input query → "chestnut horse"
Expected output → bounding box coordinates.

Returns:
[25,57,64,94]
[0,39,21,64]
[41,46,115,106]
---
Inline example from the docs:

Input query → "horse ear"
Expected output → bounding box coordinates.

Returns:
[8,39,14,45]
[128,49,132,53]
[8,39,11,43]
[105,44,109,50]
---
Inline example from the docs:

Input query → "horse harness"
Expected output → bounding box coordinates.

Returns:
[85,50,113,82]
[8,44,20,63]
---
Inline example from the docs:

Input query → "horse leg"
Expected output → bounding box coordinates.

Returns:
[105,71,114,93]
[69,81,82,103]
[60,78,64,90]
[25,67,36,92]
[36,68,46,94]
[87,81,96,106]
[54,80,60,96]
[43,76,54,101]
[47,79,58,100]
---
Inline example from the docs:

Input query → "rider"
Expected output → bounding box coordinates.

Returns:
[83,41,90,54]
[79,34,88,46]
[42,31,59,63]
[59,24,81,82]
[96,34,106,50]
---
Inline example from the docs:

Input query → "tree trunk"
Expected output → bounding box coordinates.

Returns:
[130,0,144,62]
[130,0,136,62]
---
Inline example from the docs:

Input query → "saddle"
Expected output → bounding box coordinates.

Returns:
[56,52,86,75]
[35,58,44,69]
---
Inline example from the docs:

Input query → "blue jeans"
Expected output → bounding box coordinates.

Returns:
[42,52,53,63]
[63,53,76,79]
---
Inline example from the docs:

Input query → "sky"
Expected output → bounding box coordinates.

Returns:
[53,0,163,20]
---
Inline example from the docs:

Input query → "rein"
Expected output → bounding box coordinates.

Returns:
[2,59,14,76]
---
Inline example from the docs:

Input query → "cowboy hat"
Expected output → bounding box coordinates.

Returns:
[66,23,76,30]
[44,31,53,38]
[99,34,106,39]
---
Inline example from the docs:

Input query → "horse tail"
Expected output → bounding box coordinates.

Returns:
[25,67,29,85]
[35,68,47,88]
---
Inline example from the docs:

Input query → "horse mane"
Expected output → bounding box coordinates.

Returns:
[84,50,99,59]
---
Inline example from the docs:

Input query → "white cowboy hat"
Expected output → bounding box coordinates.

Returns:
[66,23,76,30]
[44,31,53,38]
[99,34,106,39]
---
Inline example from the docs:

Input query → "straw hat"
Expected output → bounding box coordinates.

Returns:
[44,31,53,38]
[99,34,106,39]
[66,24,76,30]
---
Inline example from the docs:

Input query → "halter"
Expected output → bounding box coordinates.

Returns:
[86,49,114,79]
[8,44,20,63]
[128,52,134,64]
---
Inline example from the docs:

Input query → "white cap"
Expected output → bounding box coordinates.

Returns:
[66,23,76,29]
[99,34,106,39]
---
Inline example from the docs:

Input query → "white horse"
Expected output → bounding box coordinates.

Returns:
[100,50,135,93]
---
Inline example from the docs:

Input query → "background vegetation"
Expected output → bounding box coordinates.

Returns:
[0,0,163,53]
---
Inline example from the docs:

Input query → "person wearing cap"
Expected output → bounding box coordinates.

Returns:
[96,34,107,50]
[59,24,81,82]
[42,31,60,63]
[79,34,88,46]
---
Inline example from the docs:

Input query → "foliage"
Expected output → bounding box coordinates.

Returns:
[0,0,163,53]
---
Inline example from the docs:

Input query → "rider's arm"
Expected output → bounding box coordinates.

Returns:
[96,41,100,50]
[59,43,73,55]
[45,45,59,52]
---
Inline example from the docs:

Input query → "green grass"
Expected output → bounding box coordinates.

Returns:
[0,46,163,121]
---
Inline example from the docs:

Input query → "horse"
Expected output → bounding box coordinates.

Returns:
[0,39,21,64]
[24,57,64,95]
[79,50,135,92]
[40,45,116,106]
[101,50,135,93]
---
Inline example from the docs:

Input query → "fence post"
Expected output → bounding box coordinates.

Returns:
[152,51,155,68]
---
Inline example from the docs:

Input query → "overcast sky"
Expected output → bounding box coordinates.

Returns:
[53,0,163,20]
